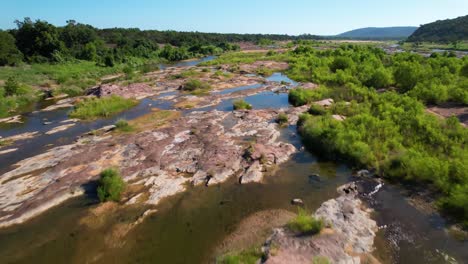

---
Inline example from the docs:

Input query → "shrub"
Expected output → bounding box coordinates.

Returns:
[97,168,125,202]
[182,79,211,92]
[233,99,252,110]
[308,104,327,115]
[256,66,274,77]
[69,95,137,120]
[365,68,392,88]
[123,65,135,79]
[287,208,324,234]
[115,119,133,132]
[330,56,354,73]
[277,113,288,126]
[4,76,19,96]
[393,61,424,92]
[288,87,329,107]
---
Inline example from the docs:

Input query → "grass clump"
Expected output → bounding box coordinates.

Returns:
[256,66,274,77]
[170,69,202,80]
[312,256,331,264]
[115,119,134,132]
[287,208,324,235]
[216,248,263,264]
[288,87,329,107]
[182,79,212,95]
[97,168,125,202]
[233,99,252,110]
[277,113,289,126]
[69,95,137,120]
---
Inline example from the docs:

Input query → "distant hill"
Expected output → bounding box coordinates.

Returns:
[336,27,418,40]
[407,15,468,42]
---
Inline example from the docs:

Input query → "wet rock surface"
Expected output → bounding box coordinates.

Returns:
[0,106,300,228]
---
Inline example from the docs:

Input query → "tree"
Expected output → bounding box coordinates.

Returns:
[0,30,23,66]
[14,18,63,61]
[80,42,97,61]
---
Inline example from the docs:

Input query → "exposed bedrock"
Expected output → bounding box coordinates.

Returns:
[0,108,300,228]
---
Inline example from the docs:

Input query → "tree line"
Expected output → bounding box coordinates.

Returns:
[0,18,322,66]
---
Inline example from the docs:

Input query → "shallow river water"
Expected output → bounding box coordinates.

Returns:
[0,58,466,264]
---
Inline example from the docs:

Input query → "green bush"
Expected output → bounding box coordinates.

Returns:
[308,104,327,115]
[115,119,133,132]
[277,113,289,126]
[287,208,324,234]
[365,68,392,88]
[97,168,125,202]
[330,56,354,73]
[182,79,211,92]
[69,95,137,120]
[233,99,252,110]
[288,87,329,107]
[4,76,19,96]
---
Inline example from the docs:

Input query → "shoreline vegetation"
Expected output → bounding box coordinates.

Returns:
[282,44,467,227]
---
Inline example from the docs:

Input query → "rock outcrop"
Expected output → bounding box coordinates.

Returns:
[262,183,378,264]
[0,107,300,228]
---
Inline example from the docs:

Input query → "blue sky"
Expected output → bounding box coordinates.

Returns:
[1,0,467,35]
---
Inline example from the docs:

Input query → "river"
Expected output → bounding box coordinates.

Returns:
[0,57,466,263]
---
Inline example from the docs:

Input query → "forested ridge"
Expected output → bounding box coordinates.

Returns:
[408,15,468,43]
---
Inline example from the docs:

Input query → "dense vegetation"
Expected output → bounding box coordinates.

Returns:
[283,44,468,226]
[0,18,323,66]
[69,95,137,119]
[97,168,125,202]
[287,44,468,105]
[336,27,417,40]
[407,15,468,43]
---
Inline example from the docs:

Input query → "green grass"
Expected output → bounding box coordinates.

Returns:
[97,168,125,202]
[233,99,252,110]
[216,248,263,264]
[0,61,119,88]
[69,95,137,120]
[287,208,324,234]
[0,84,41,118]
[312,256,331,264]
